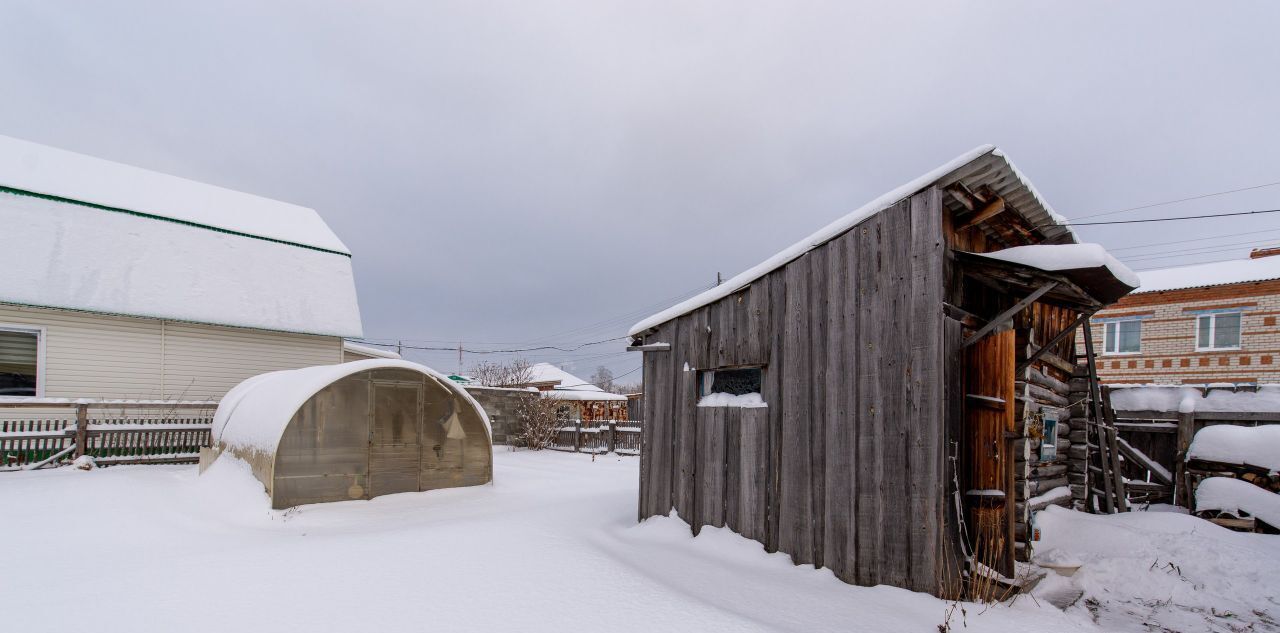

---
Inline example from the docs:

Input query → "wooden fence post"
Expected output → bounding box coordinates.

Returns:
[73,404,88,459]
[574,420,582,452]
[608,421,617,454]
[1175,410,1195,508]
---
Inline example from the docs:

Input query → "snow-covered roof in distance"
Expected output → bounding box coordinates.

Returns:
[343,341,402,359]
[526,363,604,391]
[212,360,490,454]
[629,145,1077,336]
[524,363,627,400]
[0,191,363,337]
[977,243,1140,289]
[0,134,348,254]
[1134,255,1280,294]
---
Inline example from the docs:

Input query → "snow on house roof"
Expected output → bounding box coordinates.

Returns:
[524,363,627,400]
[629,145,1077,336]
[1133,255,1280,294]
[0,134,348,254]
[212,360,490,454]
[1111,385,1280,416]
[342,341,402,360]
[526,363,603,391]
[1,191,362,337]
[0,139,362,337]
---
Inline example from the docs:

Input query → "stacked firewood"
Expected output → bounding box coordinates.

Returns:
[1187,459,1280,493]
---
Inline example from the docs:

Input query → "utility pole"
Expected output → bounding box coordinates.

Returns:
[716,271,722,286]
[458,342,463,373]
[396,340,402,356]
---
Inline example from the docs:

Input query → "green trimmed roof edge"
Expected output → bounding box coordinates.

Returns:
[0,185,351,258]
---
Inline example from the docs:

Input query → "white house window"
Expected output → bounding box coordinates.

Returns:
[0,327,41,397]
[1197,312,1241,350]
[1103,320,1141,354]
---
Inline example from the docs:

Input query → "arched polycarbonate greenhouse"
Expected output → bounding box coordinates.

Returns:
[201,360,492,509]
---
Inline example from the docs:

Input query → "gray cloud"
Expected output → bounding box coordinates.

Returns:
[3,0,1279,377]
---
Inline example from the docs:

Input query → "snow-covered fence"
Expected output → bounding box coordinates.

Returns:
[1109,384,1280,507]
[550,419,642,455]
[0,401,216,470]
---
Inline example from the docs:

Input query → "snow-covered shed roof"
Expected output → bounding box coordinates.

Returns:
[1134,255,1280,294]
[629,145,1078,336]
[962,243,1139,305]
[0,135,362,337]
[526,363,628,401]
[212,360,491,454]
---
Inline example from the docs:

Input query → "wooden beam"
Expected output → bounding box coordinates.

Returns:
[956,196,1007,231]
[963,282,1057,348]
[626,343,671,352]
[1083,321,1114,514]
[1016,312,1093,374]
[1116,437,1172,486]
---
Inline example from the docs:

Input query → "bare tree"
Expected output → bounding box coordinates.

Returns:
[470,358,533,387]
[590,365,614,392]
[515,391,562,450]
[611,381,642,395]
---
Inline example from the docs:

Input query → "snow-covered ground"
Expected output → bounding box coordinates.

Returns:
[1,452,1276,632]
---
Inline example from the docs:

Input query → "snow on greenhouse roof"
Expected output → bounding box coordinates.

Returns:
[0,191,362,336]
[629,145,1077,336]
[1134,256,1280,294]
[212,360,490,454]
[0,134,349,254]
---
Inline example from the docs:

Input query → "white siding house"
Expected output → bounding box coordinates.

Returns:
[0,135,362,401]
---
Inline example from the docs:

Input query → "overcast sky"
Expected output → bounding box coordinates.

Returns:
[4,1,1279,382]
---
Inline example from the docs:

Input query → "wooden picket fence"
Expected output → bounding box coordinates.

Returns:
[0,401,216,470]
[550,419,642,455]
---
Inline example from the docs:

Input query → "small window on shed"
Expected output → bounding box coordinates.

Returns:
[696,366,766,408]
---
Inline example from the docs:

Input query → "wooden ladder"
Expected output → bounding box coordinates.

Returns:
[1082,321,1128,513]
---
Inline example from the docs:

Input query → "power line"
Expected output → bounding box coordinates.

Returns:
[1107,227,1280,253]
[351,334,629,354]
[1070,180,1280,221]
[1042,208,1280,227]
[1118,238,1280,263]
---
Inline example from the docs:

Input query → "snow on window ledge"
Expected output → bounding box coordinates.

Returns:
[697,392,768,408]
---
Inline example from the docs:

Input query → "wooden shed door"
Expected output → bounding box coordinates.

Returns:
[963,329,1016,576]
[368,382,423,498]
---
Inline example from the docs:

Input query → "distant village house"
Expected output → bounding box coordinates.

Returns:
[1084,249,1280,385]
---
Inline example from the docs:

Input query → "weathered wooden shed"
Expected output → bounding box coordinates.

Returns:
[627,145,1138,596]
[202,359,492,509]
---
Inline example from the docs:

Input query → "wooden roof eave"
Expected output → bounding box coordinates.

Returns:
[954,252,1108,312]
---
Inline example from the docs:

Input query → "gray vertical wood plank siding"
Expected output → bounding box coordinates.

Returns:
[823,228,854,583]
[696,406,727,530]
[637,185,953,595]
[907,189,945,591]
[854,211,886,585]
[779,255,814,564]
[674,318,697,523]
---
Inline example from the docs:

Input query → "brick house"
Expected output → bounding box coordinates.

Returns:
[1084,248,1280,384]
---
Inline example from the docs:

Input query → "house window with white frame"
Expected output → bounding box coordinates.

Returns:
[1102,319,1141,354]
[1196,312,1242,351]
[0,326,41,397]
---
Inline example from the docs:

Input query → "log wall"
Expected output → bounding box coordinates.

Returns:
[637,188,955,595]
